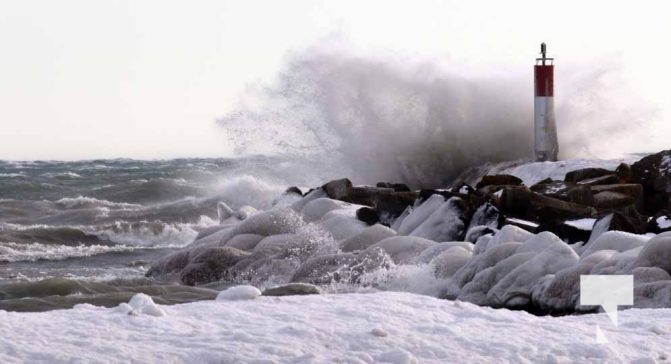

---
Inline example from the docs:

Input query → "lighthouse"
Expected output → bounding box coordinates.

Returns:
[534,43,558,162]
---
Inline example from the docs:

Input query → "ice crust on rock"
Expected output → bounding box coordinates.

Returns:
[216,285,262,301]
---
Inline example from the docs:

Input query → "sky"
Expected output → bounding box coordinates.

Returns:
[0,0,669,160]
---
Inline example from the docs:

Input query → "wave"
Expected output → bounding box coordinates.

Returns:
[218,42,654,188]
[55,196,143,210]
[0,242,136,263]
[41,172,82,179]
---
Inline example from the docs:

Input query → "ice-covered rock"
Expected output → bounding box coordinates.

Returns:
[431,247,472,279]
[581,230,650,258]
[339,224,397,252]
[262,283,321,296]
[634,233,671,274]
[216,285,262,301]
[365,236,436,265]
[473,225,533,255]
[487,233,579,308]
[407,197,468,242]
[120,293,166,317]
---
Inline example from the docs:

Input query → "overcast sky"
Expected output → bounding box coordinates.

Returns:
[1,0,669,160]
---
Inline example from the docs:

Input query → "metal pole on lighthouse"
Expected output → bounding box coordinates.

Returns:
[534,42,559,162]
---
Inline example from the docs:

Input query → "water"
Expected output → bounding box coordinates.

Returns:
[0,157,328,311]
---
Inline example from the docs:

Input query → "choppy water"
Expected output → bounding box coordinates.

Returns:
[0,157,330,311]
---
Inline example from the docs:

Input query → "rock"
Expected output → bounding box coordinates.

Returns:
[592,191,635,209]
[146,250,191,277]
[616,163,634,183]
[499,187,596,222]
[339,224,397,252]
[322,178,353,201]
[356,207,380,225]
[285,186,303,196]
[564,168,615,183]
[555,220,592,244]
[216,285,262,301]
[263,283,321,296]
[349,186,392,207]
[374,191,419,220]
[587,212,647,243]
[467,201,501,231]
[179,247,251,286]
[635,233,671,274]
[376,182,411,192]
[566,185,594,206]
[291,253,356,284]
[630,150,671,214]
[476,174,523,189]
[590,184,643,209]
[576,174,619,186]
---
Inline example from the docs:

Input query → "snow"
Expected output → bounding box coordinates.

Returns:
[1,291,670,363]
[216,285,262,301]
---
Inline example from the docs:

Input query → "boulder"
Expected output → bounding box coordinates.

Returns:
[564,168,615,183]
[374,191,419,219]
[575,174,619,186]
[376,182,411,192]
[356,207,379,225]
[499,187,596,222]
[476,174,523,189]
[630,150,671,214]
[179,247,251,286]
[263,283,321,296]
[322,178,353,201]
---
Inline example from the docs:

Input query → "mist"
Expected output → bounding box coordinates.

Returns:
[218,42,655,188]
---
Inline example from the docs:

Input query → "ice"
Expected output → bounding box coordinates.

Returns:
[407,197,467,242]
[564,218,597,231]
[0,291,669,363]
[301,197,349,222]
[339,224,397,252]
[216,285,262,301]
[473,224,533,254]
[119,293,167,317]
[581,231,650,258]
[635,234,671,273]
[396,194,445,235]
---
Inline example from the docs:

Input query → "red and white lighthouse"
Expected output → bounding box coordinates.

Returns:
[534,43,559,162]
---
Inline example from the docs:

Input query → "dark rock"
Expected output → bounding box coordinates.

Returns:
[576,174,619,186]
[630,150,671,215]
[564,168,615,183]
[179,247,250,286]
[356,207,379,225]
[146,250,191,277]
[374,191,419,218]
[263,283,321,296]
[322,178,353,201]
[349,186,392,207]
[376,182,411,192]
[591,184,643,210]
[285,186,303,196]
[616,163,635,183]
[556,221,593,244]
[476,174,523,189]
[500,187,597,222]
[588,212,647,243]
[566,185,594,206]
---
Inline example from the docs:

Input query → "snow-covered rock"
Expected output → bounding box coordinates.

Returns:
[216,285,262,301]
